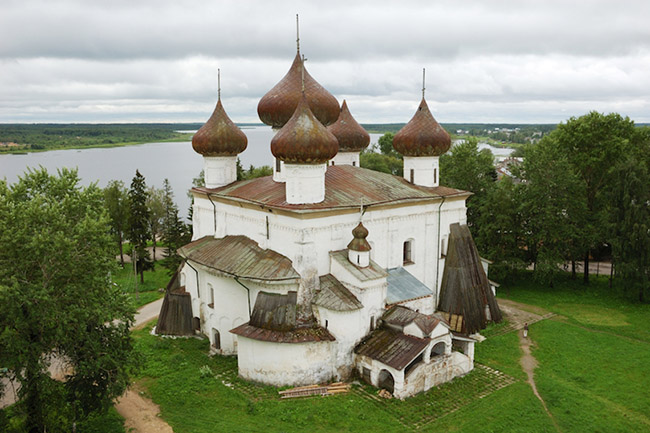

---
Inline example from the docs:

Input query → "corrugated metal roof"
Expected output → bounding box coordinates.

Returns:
[330,250,388,282]
[314,274,363,311]
[354,328,430,371]
[194,165,469,213]
[230,291,336,344]
[386,267,433,304]
[179,235,300,282]
[382,305,441,335]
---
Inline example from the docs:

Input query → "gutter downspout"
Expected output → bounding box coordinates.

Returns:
[207,193,217,236]
[234,277,252,318]
[185,260,201,301]
[435,196,446,308]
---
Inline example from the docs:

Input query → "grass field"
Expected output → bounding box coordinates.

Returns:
[104,272,649,432]
[111,263,169,308]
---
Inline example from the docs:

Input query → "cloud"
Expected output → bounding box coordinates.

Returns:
[1,0,649,123]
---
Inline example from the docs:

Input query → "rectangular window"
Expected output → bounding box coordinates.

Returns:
[410,168,415,183]
[331,160,335,165]
[352,161,356,167]
[275,158,281,172]
[403,240,413,264]
[434,168,437,184]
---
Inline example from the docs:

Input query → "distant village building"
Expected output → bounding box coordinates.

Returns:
[157,38,501,398]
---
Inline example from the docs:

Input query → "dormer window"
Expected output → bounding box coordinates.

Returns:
[403,239,414,265]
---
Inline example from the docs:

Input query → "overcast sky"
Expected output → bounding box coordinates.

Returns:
[1,0,649,124]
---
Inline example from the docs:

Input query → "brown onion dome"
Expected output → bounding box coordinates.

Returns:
[393,98,451,157]
[258,52,340,129]
[327,100,370,152]
[271,93,339,164]
[347,222,371,252]
[192,98,248,156]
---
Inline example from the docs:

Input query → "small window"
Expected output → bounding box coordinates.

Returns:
[370,316,376,331]
[352,161,356,167]
[275,158,281,172]
[410,169,415,183]
[209,285,215,308]
[441,238,447,258]
[403,240,413,264]
[434,168,437,184]
[325,319,329,329]
[357,254,360,264]
[331,160,335,166]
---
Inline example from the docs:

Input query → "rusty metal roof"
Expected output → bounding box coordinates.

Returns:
[230,291,335,343]
[178,235,299,281]
[393,98,451,157]
[314,274,363,311]
[386,267,433,304]
[382,305,441,336]
[354,328,429,371]
[196,165,469,213]
[192,97,248,157]
[257,52,340,129]
[327,100,370,152]
[271,92,339,164]
[330,250,388,282]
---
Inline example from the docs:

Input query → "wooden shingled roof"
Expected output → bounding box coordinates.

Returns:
[155,269,194,336]
[437,223,502,334]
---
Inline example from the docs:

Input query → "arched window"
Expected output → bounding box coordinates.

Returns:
[403,239,414,265]
[208,283,214,308]
[212,328,221,350]
[431,341,446,358]
[378,369,395,394]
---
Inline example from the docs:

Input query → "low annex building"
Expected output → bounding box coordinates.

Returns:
[157,36,501,398]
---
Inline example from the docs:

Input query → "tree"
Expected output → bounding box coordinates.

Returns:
[378,132,400,158]
[440,137,496,236]
[360,148,403,176]
[103,180,128,266]
[146,186,165,266]
[555,111,636,283]
[0,168,138,432]
[161,179,190,275]
[519,136,587,284]
[608,151,650,302]
[128,170,151,283]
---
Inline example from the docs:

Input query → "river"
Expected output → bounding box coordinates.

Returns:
[0,126,512,216]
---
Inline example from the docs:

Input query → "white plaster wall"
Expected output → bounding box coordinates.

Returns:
[285,163,327,204]
[237,337,335,386]
[204,156,237,189]
[314,307,367,380]
[331,152,360,167]
[403,156,440,187]
[193,184,467,309]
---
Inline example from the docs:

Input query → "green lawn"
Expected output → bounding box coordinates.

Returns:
[111,263,169,308]
[111,272,649,432]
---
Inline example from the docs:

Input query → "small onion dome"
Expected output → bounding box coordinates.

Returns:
[271,93,339,164]
[192,99,248,156]
[393,98,451,157]
[258,52,340,129]
[327,100,370,152]
[347,222,371,252]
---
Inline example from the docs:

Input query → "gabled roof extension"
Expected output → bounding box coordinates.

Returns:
[330,249,388,282]
[386,267,433,304]
[355,328,429,371]
[231,291,335,344]
[179,235,300,282]
[382,305,442,336]
[314,274,363,311]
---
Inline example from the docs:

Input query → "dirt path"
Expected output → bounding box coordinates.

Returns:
[115,385,173,433]
[518,330,562,432]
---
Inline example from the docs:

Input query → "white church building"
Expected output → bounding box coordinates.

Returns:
[158,41,500,399]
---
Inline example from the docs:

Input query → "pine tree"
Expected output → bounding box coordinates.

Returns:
[161,179,190,275]
[128,170,151,283]
[104,180,128,266]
